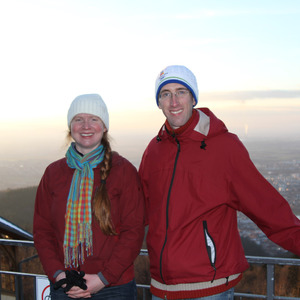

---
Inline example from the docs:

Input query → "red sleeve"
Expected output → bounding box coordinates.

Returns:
[228,138,300,256]
[138,147,150,226]
[33,168,65,282]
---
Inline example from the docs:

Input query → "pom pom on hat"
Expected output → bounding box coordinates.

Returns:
[67,94,109,130]
[155,65,198,107]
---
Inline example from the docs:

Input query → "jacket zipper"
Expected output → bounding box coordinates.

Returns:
[203,220,217,282]
[159,135,181,283]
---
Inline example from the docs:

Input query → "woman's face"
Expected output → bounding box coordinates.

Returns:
[70,113,107,155]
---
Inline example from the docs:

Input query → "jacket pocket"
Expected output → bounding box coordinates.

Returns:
[203,220,217,282]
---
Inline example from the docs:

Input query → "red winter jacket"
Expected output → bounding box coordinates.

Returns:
[34,152,145,285]
[139,108,300,288]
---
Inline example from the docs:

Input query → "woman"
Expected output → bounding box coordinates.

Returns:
[33,94,145,299]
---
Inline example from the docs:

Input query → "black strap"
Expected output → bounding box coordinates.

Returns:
[53,270,87,292]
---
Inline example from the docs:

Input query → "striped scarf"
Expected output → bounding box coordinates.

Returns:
[64,142,105,268]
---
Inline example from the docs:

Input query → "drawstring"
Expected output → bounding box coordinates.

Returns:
[200,139,206,150]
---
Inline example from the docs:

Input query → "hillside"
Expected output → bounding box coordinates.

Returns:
[0,186,37,232]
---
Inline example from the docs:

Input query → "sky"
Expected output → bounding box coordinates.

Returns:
[0,0,300,165]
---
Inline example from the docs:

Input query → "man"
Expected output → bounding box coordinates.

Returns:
[139,65,300,300]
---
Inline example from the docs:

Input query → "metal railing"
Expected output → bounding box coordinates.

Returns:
[0,239,300,300]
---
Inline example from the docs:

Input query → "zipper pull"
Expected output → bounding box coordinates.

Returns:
[225,276,229,285]
[211,265,217,283]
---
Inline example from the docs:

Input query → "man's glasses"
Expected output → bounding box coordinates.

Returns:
[159,89,190,101]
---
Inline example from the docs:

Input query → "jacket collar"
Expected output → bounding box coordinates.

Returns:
[194,110,210,136]
[158,109,210,139]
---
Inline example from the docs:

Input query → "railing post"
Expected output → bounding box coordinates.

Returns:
[266,263,275,300]
[14,274,20,300]
[0,255,2,300]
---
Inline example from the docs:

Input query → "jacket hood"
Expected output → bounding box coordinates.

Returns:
[157,108,228,141]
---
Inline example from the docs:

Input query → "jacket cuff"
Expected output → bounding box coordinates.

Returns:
[98,272,109,286]
[53,270,64,279]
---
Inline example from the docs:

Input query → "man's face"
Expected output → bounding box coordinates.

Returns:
[158,83,195,130]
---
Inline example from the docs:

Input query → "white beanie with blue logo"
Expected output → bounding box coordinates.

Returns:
[155,65,198,107]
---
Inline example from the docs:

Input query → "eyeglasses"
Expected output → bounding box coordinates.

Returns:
[159,89,190,101]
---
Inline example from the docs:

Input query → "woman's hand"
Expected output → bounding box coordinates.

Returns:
[65,274,105,298]
[55,271,91,298]
[55,272,67,288]
[84,274,105,294]
[65,285,92,298]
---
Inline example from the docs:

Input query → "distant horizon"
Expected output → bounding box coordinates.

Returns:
[2,100,300,162]
[1,128,300,163]
[0,137,299,192]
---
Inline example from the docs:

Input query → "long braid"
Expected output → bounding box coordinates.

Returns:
[93,132,117,235]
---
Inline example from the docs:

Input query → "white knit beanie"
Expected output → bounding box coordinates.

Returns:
[155,65,198,107]
[67,94,109,130]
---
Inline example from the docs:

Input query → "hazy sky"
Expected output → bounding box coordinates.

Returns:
[1,0,300,164]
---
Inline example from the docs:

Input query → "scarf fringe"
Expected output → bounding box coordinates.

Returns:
[64,223,93,268]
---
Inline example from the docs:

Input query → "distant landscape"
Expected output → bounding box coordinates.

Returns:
[0,138,300,191]
[0,186,37,232]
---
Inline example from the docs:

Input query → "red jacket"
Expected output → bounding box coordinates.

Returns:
[34,152,145,285]
[139,108,300,295]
